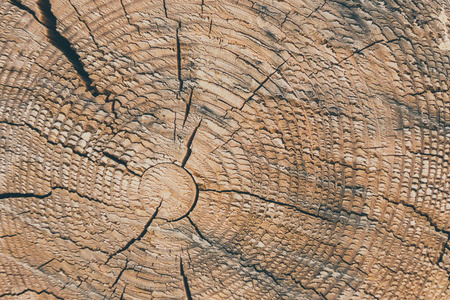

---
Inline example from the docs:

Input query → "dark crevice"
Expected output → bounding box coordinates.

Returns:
[9,0,40,22]
[173,112,177,140]
[9,0,116,101]
[306,0,327,18]
[163,0,168,18]
[119,0,140,34]
[106,201,162,264]
[281,11,290,26]
[111,260,128,288]
[335,39,384,65]
[187,216,206,241]
[181,120,202,167]
[37,258,55,270]
[176,22,183,92]
[102,152,139,176]
[183,88,193,128]
[245,263,279,285]
[0,233,19,238]
[119,286,126,300]
[36,0,99,96]
[180,258,193,300]
[0,289,63,299]
[240,59,287,110]
[436,239,449,270]
[0,191,52,200]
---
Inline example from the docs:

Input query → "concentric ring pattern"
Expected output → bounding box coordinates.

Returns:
[1,0,450,299]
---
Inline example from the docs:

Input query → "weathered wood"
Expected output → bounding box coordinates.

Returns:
[1,0,450,298]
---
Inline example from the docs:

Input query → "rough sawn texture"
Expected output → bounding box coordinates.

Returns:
[1,0,450,299]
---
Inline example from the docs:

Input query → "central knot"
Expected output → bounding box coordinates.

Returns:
[139,163,198,221]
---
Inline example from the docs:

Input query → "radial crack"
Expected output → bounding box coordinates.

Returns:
[35,0,99,96]
[309,39,385,76]
[183,88,193,128]
[106,201,162,264]
[306,0,327,19]
[181,120,202,167]
[111,260,128,288]
[187,216,206,241]
[174,112,177,140]
[8,0,113,99]
[67,0,100,49]
[176,22,183,92]
[119,286,126,300]
[119,0,140,34]
[162,0,168,18]
[37,258,55,270]
[180,258,193,300]
[240,59,287,110]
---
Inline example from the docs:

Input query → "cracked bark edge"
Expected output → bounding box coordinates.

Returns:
[180,257,193,300]
[105,201,162,265]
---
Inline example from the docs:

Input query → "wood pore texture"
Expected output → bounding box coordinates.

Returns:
[1,0,450,299]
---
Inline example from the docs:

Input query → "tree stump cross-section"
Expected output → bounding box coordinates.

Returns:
[1,0,450,299]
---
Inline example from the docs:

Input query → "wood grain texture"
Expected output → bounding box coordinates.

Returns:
[1,0,450,298]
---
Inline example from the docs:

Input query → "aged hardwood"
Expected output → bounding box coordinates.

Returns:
[1,0,450,299]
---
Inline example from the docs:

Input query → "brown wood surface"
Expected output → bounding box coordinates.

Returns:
[1,0,450,299]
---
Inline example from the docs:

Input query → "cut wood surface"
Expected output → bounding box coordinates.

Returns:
[1,0,450,299]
